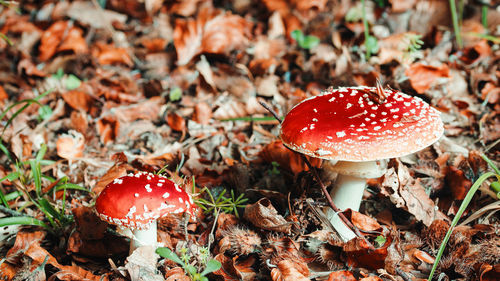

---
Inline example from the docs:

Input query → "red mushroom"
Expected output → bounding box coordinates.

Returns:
[95,171,195,253]
[280,86,443,240]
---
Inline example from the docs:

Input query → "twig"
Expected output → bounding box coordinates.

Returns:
[258,100,374,250]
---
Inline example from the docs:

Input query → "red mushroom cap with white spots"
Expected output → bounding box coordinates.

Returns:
[280,86,444,162]
[95,172,195,229]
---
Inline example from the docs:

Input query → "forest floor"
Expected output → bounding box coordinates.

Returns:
[0,0,499,280]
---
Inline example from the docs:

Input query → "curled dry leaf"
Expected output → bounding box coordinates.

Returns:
[193,102,212,125]
[114,96,163,123]
[405,63,450,94]
[165,267,190,281]
[244,198,292,233]
[125,246,163,281]
[71,206,107,240]
[347,209,382,232]
[259,140,322,174]
[379,159,447,226]
[270,259,310,281]
[174,6,250,65]
[97,115,120,145]
[445,165,473,200]
[167,112,186,132]
[39,21,68,61]
[57,26,88,55]
[343,235,391,270]
[92,42,133,66]
[213,254,257,281]
[61,90,93,111]
[327,271,357,281]
[56,130,85,160]
[66,1,127,29]
[91,161,130,194]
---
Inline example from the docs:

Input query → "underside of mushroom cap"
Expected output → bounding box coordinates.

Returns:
[279,86,444,162]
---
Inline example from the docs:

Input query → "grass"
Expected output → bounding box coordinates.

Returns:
[449,0,463,49]
[427,154,499,280]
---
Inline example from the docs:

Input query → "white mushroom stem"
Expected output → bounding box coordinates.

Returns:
[324,160,387,242]
[130,221,157,254]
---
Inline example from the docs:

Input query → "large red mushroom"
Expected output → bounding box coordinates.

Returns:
[95,171,195,253]
[280,86,443,240]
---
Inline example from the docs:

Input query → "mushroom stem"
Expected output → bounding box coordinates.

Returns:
[130,221,157,254]
[324,160,387,241]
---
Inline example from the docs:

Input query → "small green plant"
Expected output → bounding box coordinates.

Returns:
[374,235,386,248]
[0,144,88,234]
[449,0,463,49]
[52,68,82,90]
[169,87,182,102]
[156,247,221,281]
[0,90,52,136]
[195,186,248,218]
[427,154,499,280]
[290,30,320,50]
[268,161,280,175]
[361,0,378,59]
[401,33,424,62]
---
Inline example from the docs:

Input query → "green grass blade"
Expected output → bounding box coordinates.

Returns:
[0,216,49,229]
[427,171,496,280]
[29,160,42,197]
[449,0,463,49]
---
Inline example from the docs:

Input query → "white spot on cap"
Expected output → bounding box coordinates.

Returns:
[312,118,318,122]
[113,178,123,184]
[134,193,139,197]
[315,149,332,156]
[179,198,184,204]
[162,192,170,198]
[157,183,163,187]
[346,103,352,109]
[126,206,136,218]
[145,184,152,192]
[144,204,149,212]
[336,131,346,138]
[339,94,344,97]
[374,126,382,130]
[329,97,336,102]
[175,184,182,192]
[313,108,318,113]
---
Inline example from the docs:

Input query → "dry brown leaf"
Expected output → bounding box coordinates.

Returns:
[259,140,322,174]
[327,271,357,281]
[359,276,384,281]
[193,102,212,125]
[165,267,190,281]
[113,96,162,123]
[389,0,416,13]
[71,206,108,240]
[91,160,130,194]
[174,6,250,65]
[92,42,133,66]
[61,90,93,111]
[348,210,382,232]
[97,115,120,145]
[141,37,168,52]
[167,112,186,132]
[39,21,68,61]
[405,63,450,94]
[18,58,47,77]
[125,246,163,281]
[66,1,127,29]
[70,110,89,134]
[213,254,257,281]
[445,166,473,200]
[243,198,292,233]
[380,159,447,226]
[57,26,88,55]
[344,235,391,270]
[167,0,206,17]
[56,130,85,160]
[271,259,310,281]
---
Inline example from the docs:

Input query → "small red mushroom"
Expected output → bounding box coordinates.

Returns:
[280,86,443,240]
[95,171,195,253]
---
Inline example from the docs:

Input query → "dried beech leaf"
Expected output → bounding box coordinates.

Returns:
[97,115,120,144]
[327,271,357,281]
[125,246,163,281]
[165,267,190,281]
[113,96,163,123]
[56,130,85,160]
[405,63,450,94]
[271,259,310,281]
[71,206,108,240]
[92,42,133,66]
[343,235,391,269]
[244,198,292,233]
[39,21,68,61]
[259,140,322,174]
[61,90,93,111]
[174,7,250,65]
[348,210,382,232]
[379,159,447,226]
[167,112,186,132]
[57,26,88,55]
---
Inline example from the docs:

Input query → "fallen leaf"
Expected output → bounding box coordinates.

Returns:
[61,90,94,111]
[270,259,310,281]
[174,6,250,65]
[39,21,68,61]
[192,102,212,125]
[327,271,357,281]
[344,235,391,269]
[92,42,133,66]
[66,1,127,29]
[259,140,322,174]
[244,198,292,233]
[126,246,163,281]
[347,210,382,232]
[97,115,120,144]
[445,166,473,200]
[71,206,107,240]
[165,267,190,281]
[405,63,450,94]
[56,130,85,160]
[113,96,163,123]
[57,26,88,55]
[167,112,186,132]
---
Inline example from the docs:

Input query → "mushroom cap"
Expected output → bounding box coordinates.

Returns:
[279,86,444,162]
[95,172,195,229]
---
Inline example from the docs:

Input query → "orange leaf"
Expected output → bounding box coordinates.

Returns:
[348,210,382,232]
[327,271,357,281]
[344,235,392,269]
[167,112,186,132]
[445,166,472,200]
[56,130,85,160]
[97,115,120,144]
[57,26,88,55]
[93,42,133,66]
[259,140,322,174]
[174,6,250,65]
[39,21,68,61]
[141,37,168,52]
[405,63,450,94]
[61,90,93,111]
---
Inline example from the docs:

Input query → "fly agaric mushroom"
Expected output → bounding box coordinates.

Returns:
[95,172,195,253]
[280,86,443,241]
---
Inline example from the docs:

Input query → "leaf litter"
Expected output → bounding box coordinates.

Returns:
[0,0,499,280]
